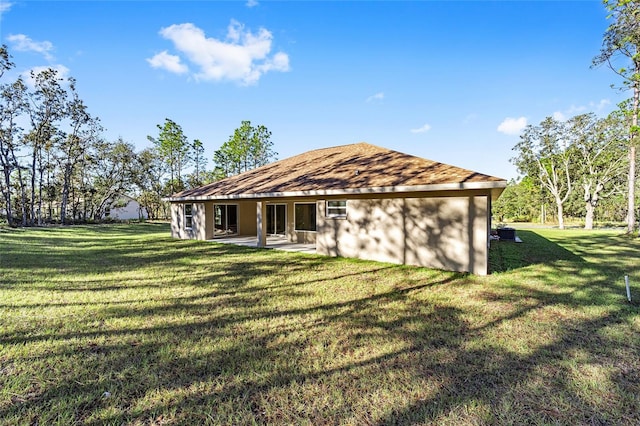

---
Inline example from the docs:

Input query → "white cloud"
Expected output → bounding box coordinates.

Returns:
[566,104,587,115]
[366,92,384,102]
[590,98,611,111]
[553,99,612,122]
[146,50,188,74]
[150,20,290,85]
[7,34,54,61]
[0,2,13,17]
[552,111,567,121]
[497,117,527,135]
[22,65,71,88]
[246,0,259,7]
[410,123,431,134]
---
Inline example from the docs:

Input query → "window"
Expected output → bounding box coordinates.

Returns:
[267,204,286,235]
[184,203,193,229]
[294,203,317,231]
[326,200,347,218]
[214,204,238,235]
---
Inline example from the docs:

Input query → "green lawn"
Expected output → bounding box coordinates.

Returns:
[1,223,639,425]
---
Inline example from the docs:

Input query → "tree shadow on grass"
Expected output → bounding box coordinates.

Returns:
[545,231,640,278]
[489,230,585,273]
[374,310,639,425]
[490,229,640,274]
[8,270,637,425]
[2,225,639,424]
[2,223,318,289]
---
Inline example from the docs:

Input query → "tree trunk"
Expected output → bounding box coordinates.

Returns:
[60,163,71,225]
[629,85,638,234]
[0,139,13,225]
[629,144,636,234]
[556,197,565,230]
[37,158,44,226]
[584,183,594,230]
[72,182,77,222]
[17,166,27,227]
[1,164,12,226]
[46,150,52,222]
[585,201,595,230]
[8,147,28,227]
[29,147,37,226]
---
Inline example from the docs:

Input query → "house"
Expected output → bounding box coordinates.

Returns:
[106,195,148,220]
[166,143,506,274]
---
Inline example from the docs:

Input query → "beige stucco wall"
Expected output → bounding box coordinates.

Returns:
[316,195,489,274]
[170,202,209,240]
[234,201,257,236]
[170,191,493,274]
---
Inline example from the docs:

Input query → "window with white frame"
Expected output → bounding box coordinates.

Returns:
[326,200,347,218]
[294,203,317,231]
[184,203,193,229]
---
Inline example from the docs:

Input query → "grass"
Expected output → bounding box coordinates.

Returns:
[1,223,639,425]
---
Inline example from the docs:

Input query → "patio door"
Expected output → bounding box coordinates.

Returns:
[214,204,238,236]
[266,204,286,235]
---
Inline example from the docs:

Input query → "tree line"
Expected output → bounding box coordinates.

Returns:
[0,45,276,227]
[497,0,639,233]
[496,111,630,229]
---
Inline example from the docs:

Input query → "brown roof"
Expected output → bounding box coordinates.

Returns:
[170,142,505,200]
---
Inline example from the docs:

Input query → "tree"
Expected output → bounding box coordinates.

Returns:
[593,0,640,234]
[512,117,575,229]
[569,112,628,229]
[0,47,191,226]
[134,147,168,220]
[0,47,28,226]
[0,45,12,79]
[147,119,190,194]
[57,78,99,224]
[213,120,276,178]
[89,138,137,219]
[248,124,276,168]
[25,68,67,225]
[186,139,207,188]
[493,177,544,223]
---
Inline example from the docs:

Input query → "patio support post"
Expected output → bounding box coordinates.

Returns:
[256,201,267,247]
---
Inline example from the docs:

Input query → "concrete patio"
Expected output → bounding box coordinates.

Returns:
[211,235,317,254]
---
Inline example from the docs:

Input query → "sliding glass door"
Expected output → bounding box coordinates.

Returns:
[266,204,286,235]
[214,204,238,236]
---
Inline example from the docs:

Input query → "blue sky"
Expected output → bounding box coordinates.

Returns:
[0,0,627,180]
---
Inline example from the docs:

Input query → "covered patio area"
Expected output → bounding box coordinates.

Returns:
[211,235,317,255]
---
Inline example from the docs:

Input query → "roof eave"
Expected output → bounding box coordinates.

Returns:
[164,180,508,202]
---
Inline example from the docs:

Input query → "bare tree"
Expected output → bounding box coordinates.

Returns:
[569,112,628,229]
[513,117,574,229]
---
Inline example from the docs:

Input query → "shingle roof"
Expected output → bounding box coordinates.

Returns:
[169,143,506,200]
